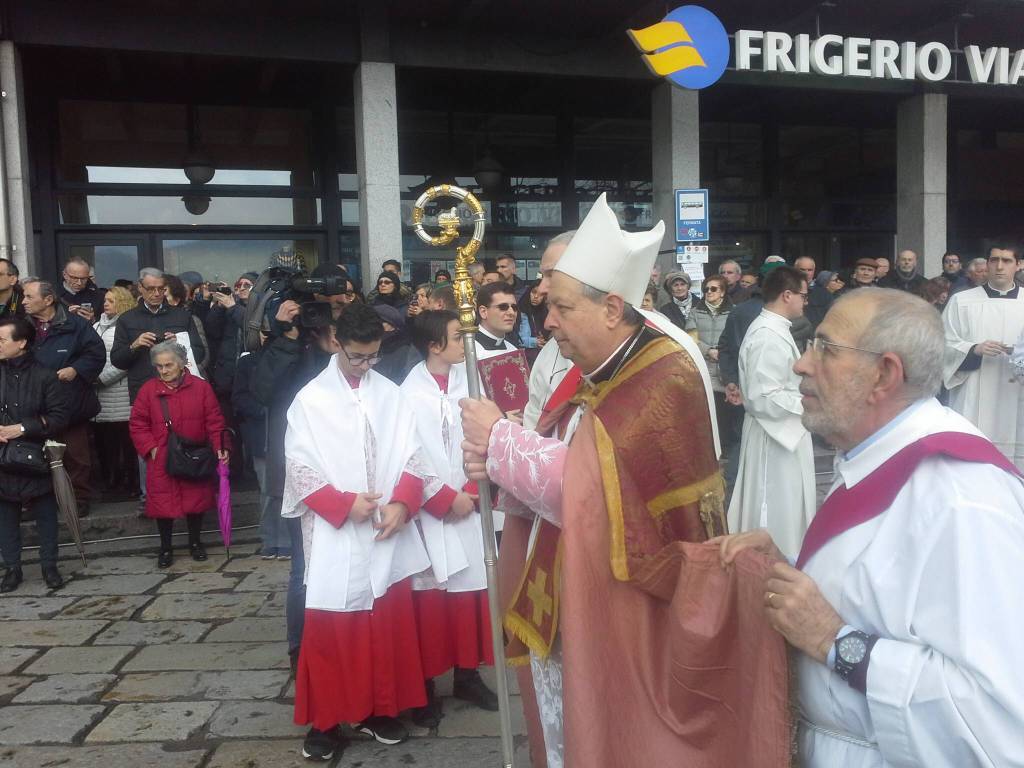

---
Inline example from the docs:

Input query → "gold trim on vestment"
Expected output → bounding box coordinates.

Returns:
[594,416,630,581]
[571,336,678,412]
[646,472,726,518]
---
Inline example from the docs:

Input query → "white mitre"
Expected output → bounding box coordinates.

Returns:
[555,192,665,307]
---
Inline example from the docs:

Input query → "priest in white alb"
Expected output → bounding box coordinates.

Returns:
[942,245,1024,469]
[716,287,1024,767]
[728,265,816,559]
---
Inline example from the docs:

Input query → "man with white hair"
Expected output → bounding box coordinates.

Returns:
[951,256,988,295]
[943,245,1024,469]
[716,287,1024,767]
[462,195,789,767]
[719,259,751,303]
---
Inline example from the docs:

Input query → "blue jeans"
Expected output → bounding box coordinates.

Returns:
[284,509,306,655]
[0,493,59,568]
[258,464,290,554]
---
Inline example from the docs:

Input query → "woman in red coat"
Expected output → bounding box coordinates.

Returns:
[129,340,229,567]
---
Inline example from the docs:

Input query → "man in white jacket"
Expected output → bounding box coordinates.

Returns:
[717,287,1024,768]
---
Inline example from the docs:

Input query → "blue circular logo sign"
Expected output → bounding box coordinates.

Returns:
[630,5,730,90]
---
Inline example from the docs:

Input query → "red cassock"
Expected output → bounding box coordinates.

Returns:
[293,474,428,730]
[410,480,494,679]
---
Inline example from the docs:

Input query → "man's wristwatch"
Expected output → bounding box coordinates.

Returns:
[834,629,879,694]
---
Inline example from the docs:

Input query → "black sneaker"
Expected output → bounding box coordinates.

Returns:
[157,550,173,569]
[301,726,341,761]
[1,566,23,593]
[411,679,442,728]
[356,715,408,745]
[42,565,64,591]
[190,542,208,562]
[453,668,499,711]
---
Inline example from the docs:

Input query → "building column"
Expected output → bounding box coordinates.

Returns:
[652,84,699,280]
[0,42,34,276]
[897,93,947,277]
[354,61,401,283]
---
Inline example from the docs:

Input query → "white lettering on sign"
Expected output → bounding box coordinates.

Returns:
[735,29,1024,86]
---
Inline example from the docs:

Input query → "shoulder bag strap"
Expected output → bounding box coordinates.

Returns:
[158,395,173,430]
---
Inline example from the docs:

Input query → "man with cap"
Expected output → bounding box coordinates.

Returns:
[845,258,879,291]
[657,270,693,330]
[461,194,790,767]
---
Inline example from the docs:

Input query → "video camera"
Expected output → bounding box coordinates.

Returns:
[242,265,351,352]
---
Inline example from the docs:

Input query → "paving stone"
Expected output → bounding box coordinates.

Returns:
[0,704,105,744]
[343,737,515,767]
[0,648,37,675]
[203,618,286,643]
[161,555,224,574]
[220,555,275,573]
[206,701,305,738]
[206,739,308,768]
[57,595,153,620]
[59,574,166,596]
[157,573,240,593]
[141,593,267,620]
[233,569,289,592]
[0,596,76,620]
[85,701,218,743]
[24,646,133,675]
[104,670,290,702]
[0,575,64,596]
[256,591,286,617]
[437,695,526,738]
[0,619,107,647]
[0,743,208,768]
[13,673,116,703]
[67,556,160,576]
[123,642,288,672]
[93,620,210,646]
[0,676,34,699]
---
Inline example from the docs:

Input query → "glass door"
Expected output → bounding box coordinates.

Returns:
[57,234,147,288]
[159,235,325,286]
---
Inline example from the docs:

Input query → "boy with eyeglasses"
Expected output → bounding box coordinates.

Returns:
[286,302,440,761]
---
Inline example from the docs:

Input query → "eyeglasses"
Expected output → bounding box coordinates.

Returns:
[340,347,382,366]
[490,303,515,312]
[63,273,89,283]
[139,284,165,293]
[808,337,883,357]
[235,282,253,291]
[704,286,722,293]
[792,291,809,302]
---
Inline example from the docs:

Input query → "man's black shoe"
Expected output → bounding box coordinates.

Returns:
[1,567,23,593]
[157,550,173,569]
[42,566,63,590]
[190,542,208,562]
[411,678,442,728]
[356,715,408,745]
[453,668,499,711]
[301,726,341,761]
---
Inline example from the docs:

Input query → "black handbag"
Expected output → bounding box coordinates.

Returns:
[158,396,217,480]
[0,368,49,476]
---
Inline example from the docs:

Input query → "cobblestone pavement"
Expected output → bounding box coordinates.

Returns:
[0,542,529,767]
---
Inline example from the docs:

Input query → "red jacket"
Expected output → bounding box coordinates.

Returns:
[129,371,229,519]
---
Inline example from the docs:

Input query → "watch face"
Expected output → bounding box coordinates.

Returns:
[838,635,867,665]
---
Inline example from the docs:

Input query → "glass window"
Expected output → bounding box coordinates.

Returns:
[707,233,766,269]
[956,129,1024,203]
[578,201,653,230]
[58,100,317,188]
[574,117,652,201]
[67,244,139,289]
[58,195,322,226]
[700,123,763,198]
[162,238,322,285]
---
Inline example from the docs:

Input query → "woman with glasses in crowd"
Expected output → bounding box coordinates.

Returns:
[686,275,736,447]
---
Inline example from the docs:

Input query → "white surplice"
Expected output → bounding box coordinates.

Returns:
[400,361,487,593]
[728,308,815,559]
[798,398,1024,768]
[942,286,1024,469]
[523,339,573,429]
[282,360,430,612]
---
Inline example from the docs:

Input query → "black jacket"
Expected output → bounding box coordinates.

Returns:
[879,270,927,295]
[0,353,72,501]
[110,302,208,402]
[231,352,266,460]
[32,305,104,425]
[253,334,332,497]
[205,302,246,395]
[717,290,764,388]
[58,282,102,312]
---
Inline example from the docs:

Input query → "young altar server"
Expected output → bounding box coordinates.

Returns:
[285,303,434,761]
[401,310,497,727]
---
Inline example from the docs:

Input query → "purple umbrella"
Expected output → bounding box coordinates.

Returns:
[216,460,232,558]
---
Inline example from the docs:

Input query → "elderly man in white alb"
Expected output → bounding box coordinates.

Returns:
[715,287,1024,767]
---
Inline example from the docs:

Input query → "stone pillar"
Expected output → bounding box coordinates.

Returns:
[354,62,401,283]
[652,84,700,282]
[897,93,947,277]
[0,42,34,276]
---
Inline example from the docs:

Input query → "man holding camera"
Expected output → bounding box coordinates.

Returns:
[58,257,101,324]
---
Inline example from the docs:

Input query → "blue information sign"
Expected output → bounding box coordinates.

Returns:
[675,188,709,242]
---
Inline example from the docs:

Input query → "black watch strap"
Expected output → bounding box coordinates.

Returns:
[836,632,880,694]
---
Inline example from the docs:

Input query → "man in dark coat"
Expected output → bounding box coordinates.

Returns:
[57,256,101,324]
[879,249,927,295]
[111,269,208,403]
[0,259,23,321]
[22,279,104,517]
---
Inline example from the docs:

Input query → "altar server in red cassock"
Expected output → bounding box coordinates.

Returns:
[401,310,497,728]
[285,303,436,761]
